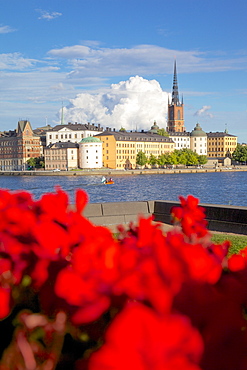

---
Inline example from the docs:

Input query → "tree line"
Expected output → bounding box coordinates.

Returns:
[136,148,208,167]
[232,144,247,163]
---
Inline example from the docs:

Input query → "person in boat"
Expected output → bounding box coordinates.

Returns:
[101,176,106,183]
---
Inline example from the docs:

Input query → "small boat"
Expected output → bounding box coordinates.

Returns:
[101,176,114,185]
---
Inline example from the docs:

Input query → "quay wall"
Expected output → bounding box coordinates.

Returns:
[82,200,247,235]
[1,166,247,176]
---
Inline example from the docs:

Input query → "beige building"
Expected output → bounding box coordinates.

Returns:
[44,142,79,171]
[0,120,41,171]
[207,131,237,158]
[95,128,174,169]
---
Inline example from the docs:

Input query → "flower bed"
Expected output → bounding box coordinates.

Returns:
[0,188,247,369]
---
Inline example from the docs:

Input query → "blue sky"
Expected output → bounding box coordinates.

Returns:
[0,0,246,141]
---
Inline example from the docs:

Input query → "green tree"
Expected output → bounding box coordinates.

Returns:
[148,154,157,166]
[197,155,207,165]
[157,153,169,167]
[26,158,36,168]
[119,127,126,132]
[232,144,247,163]
[157,128,169,137]
[26,157,45,169]
[166,152,179,165]
[136,151,148,167]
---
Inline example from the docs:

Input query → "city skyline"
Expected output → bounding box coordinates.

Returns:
[0,0,246,141]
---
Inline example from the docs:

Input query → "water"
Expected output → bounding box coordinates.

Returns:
[0,171,246,207]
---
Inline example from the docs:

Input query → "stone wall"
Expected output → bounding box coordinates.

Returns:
[81,200,247,235]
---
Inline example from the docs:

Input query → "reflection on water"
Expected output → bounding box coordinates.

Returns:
[0,171,246,207]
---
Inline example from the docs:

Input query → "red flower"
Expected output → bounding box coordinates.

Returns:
[88,301,203,370]
[54,226,120,324]
[171,195,208,238]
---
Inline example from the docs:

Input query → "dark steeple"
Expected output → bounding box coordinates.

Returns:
[172,60,180,105]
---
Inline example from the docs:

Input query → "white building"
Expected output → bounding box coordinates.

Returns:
[46,122,103,146]
[79,137,103,169]
[190,123,207,155]
[168,132,190,150]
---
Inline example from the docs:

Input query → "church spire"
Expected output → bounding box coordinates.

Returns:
[172,60,180,105]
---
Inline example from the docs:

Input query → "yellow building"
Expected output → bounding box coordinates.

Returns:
[207,131,238,158]
[95,128,174,169]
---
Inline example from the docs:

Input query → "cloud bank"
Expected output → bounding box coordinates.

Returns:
[62,76,169,131]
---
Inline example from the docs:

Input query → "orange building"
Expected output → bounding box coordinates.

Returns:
[0,120,41,171]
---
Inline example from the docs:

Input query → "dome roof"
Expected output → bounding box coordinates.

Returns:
[190,123,206,137]
[80,136,102,143]
[149,121,159,133]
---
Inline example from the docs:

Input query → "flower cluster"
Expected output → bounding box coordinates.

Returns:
[0,188,247,369]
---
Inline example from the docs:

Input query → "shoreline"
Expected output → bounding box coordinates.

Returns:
[1,166,247,176]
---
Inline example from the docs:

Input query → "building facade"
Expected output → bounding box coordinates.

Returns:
[207,131,238,158]
[96,128,174,169]
[167,61,186,133]
[46,122,103,146]
[190,123,207,155]
[44,142,79,170]
[0,120,41,171]
[168,132,190,150]
[79,137,103,169]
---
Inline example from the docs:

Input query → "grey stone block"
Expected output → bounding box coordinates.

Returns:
[88,215,125,226]
[83,203,103,217]
[102,201,149,216]
[148,200,155,214]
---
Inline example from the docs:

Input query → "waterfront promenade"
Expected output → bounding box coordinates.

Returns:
[1,166,247,177]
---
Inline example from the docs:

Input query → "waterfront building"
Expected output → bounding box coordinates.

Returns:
[79,137,103,169]
[46,122,104,146]
[167,61,186,133]
[168,132,190,150]
[33,125,52,156]
[95,127,174,169]
[44,142,79,171]
[207,131,237,158]
[0,120,41,171]
[190,123,207,155]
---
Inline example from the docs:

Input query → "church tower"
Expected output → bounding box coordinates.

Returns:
[167,61,186,132]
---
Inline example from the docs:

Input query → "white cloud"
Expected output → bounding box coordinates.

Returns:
[36,9,62,21]
[0,25,16,34]
[0,53,35,70]
[194,105,213,118]
[61,76,169,131]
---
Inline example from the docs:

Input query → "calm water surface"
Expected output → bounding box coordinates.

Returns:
[0,171,246,206]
